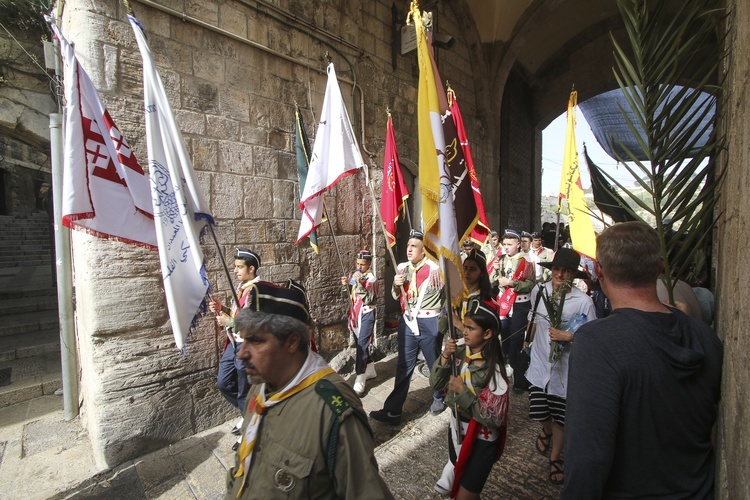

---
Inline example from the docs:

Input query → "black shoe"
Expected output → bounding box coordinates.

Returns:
[232,441,240,451]
[369,409,402,424]
[231,425,242,436]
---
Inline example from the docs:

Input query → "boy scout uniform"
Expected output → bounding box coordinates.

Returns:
[227,373,393,499]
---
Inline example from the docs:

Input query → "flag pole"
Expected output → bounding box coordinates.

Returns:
[321,201,347,276]
[439,254,462,445]
[206,224,240,306]
[363,164,413,318]
[554,198,561,252]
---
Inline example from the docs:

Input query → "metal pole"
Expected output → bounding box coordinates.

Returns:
[439,254,461,445]
[50,112,78,420]
[47,29,79,420]
[322,201,348,276]
[554,194,564,252]
[207,224,240,306]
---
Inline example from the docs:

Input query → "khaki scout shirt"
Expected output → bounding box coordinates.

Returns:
[227,373,393,499]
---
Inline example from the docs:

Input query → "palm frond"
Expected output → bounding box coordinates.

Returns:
[610,0,726,303]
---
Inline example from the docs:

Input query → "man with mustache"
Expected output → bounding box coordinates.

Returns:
[227,281,393,499]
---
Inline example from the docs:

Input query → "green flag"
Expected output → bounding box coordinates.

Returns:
[294,106,318,253]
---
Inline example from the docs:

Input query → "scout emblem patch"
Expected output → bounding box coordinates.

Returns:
[273,468,295,492]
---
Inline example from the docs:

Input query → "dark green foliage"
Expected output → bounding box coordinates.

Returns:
[606,0,727,302]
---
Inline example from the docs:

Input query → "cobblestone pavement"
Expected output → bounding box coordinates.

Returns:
[0,353,561,499]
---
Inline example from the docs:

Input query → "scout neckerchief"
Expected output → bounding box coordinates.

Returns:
[460,290,480,321]
[400,257,438,313]
[233,351,334,496]
[460,348,484,396]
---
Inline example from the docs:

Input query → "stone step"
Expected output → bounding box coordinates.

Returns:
[0,354,62,408]
[0,259,52,270]
[0,295,58,316]
[0,329,60,363]
[0,309,59,338]
[0,285,57,300]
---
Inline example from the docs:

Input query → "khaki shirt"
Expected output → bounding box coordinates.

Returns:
[227,373,393,500]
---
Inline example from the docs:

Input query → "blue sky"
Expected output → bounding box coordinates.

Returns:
[541,110,637,196]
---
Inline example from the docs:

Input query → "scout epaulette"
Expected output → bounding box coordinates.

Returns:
[315,378,372,495]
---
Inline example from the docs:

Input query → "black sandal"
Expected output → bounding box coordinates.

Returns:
[550,459,564,485]
[535,429,552,454]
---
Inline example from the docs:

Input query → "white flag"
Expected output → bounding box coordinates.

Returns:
[54,26,156,247]
[129,16,213,353]
[296,62,364,244]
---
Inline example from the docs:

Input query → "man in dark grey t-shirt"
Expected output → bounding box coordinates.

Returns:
[562,222,723,499]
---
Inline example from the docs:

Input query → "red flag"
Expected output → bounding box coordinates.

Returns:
[379,115,410,247]
[448,87,490,245]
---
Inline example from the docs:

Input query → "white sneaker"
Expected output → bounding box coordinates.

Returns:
[434,460,454,497]
[353,374,367,395]
[365,362,377,380]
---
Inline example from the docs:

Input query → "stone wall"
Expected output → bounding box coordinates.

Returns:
[0,20,54,217]
[59,0,507,467]
[715,0,750,497]
[500,69,536,231]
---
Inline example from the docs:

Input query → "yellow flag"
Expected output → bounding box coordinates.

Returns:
[410,3,464,305]
[559,91,597,259]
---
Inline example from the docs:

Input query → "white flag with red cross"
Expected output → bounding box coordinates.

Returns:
[54,25,156,248]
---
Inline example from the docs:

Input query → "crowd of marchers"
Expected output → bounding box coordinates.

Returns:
[209,221,722,500]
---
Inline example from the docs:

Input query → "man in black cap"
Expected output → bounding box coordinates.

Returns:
[227,281,393,499]
[209,248,261,442]
[370,229,446,424]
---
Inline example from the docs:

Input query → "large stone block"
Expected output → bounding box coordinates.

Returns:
[181,77,218,113]
[252,146,279,178]
[273,179,297,219]
[219,88,250,122]
[0,97,23,130]
[203,30,238,61]
[242,177,274,219]
[172,17,204,48]
[248,98,272,128]
[191,137,218,171]
[274,243,299,265]
[193,49,226,83]
[236,219,266,242]
[218,3,247,38]
[240,123,267,145]
[187,0,218,25]
[266,263,299,283]
[206,115,239,141]
[211,173,245,219]
[175,109,206,135]
[277,151,298,181]
[217,140,253,174]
